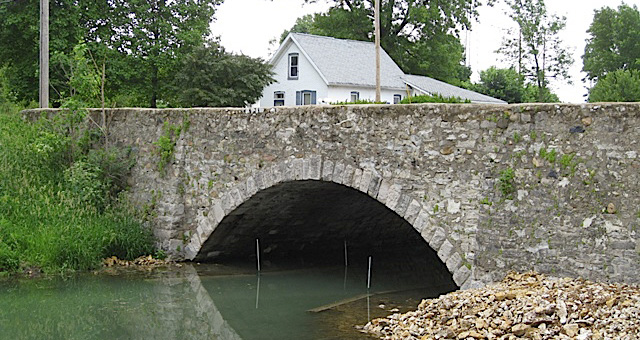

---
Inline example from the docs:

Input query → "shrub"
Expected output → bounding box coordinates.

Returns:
[400,93,471,104]
[331,99,387,105]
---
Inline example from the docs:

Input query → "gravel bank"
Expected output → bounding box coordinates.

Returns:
[362,272,640,339]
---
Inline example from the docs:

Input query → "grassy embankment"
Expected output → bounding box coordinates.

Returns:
[0,103,154,275]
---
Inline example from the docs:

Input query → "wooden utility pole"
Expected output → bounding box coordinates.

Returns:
[374,0,381,102]
[39,0,49,108]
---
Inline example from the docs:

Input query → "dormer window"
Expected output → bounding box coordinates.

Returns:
[288,53,299,79]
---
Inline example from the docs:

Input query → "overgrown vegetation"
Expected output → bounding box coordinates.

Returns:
[400,94,471,104]
[0,104,154,275]
[498,168,516,200]
[153,118,190,174]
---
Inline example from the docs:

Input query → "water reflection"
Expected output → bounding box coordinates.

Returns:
[0,262,456,339]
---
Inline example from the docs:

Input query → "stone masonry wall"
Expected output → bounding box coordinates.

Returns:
[26,103,640,288]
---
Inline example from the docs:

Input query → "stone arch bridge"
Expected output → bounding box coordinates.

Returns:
[47,103,640,288]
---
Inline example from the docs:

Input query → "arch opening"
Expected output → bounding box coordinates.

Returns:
[196,180,456,289]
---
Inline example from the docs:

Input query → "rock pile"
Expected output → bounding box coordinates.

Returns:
[362,272,640,339]
[103,255,174,267]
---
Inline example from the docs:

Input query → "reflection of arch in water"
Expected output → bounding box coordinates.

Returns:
[173,265,243,340]
[183,156,474,289]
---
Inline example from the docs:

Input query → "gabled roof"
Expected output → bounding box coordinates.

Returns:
[403,75,507,104]
[271,33,506,104]
[272,33,406,90]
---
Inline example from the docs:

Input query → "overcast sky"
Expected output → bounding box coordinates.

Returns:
[210,0,639,103]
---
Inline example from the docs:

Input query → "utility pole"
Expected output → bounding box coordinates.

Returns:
[39,0,49,108]
[374,0,381,102]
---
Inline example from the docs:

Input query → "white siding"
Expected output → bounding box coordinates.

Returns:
[326,86,408,104]
[259,43,328,107]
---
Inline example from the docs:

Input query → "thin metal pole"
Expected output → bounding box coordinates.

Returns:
[256,239,261,272]
[374,0,381,102]
[344,240,348,267]
[367,293,371,321]
[39,0,49,108]
[255,274,261,309]
[367,256,372,290]
[343,265,348,291]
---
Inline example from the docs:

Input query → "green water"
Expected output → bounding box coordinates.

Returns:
[0,264,455,339]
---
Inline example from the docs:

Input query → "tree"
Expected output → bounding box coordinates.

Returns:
[102,0,222,108]
[288,0,486,84]
[472,67,526,103]
[174,44,274,107]
[583,4,640,82]
[0,0,84,103]
[497,0,572,102]
[588,69,640,102]
[0,0,221,107]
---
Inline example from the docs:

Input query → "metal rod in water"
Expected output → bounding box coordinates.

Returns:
[367,256,372,290]
[255,274,261,309]
[256,238,261,272]
[344,240,348,267]
[343,265,348,291]
[367,293,371,321]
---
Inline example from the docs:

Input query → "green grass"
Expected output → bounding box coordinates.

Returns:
[0,104,154,274]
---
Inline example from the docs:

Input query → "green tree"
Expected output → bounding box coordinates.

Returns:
[289,0,486,84]
[0,0,221,107]
[472,67,526,103]
[583,4,640,82]
[174,44,274,107]
[498,0,572,102]
[102,0,222,108]
[523,84,558,103]
[0,0,85,103]
[588,69,640,102]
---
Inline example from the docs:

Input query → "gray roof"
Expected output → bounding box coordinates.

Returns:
[289,33,407,89]
[403,74,507,104]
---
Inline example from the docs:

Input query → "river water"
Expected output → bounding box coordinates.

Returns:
[0,261,456,339]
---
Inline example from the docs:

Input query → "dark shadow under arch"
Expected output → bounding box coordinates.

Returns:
[196,180,456,288]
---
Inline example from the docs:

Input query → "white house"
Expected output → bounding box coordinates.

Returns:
[258,33,506,107]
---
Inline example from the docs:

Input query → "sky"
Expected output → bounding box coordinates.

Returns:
[210,0,639,103]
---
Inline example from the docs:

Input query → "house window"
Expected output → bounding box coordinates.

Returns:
[288,53,299,79]
[274,91,285,106]
[394,94,402,104]
[296,90,316,105]
[350,91,359,102]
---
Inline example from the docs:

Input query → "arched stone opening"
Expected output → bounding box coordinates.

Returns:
[195,180,456,289]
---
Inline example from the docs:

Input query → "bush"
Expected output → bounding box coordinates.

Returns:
[400,94,471,104]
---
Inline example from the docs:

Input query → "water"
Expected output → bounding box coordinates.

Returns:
[0,263,456,339]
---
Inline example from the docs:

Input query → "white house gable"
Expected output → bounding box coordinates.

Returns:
[259,38,329,107]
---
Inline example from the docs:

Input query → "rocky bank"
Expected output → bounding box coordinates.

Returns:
[362,272,640,339]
